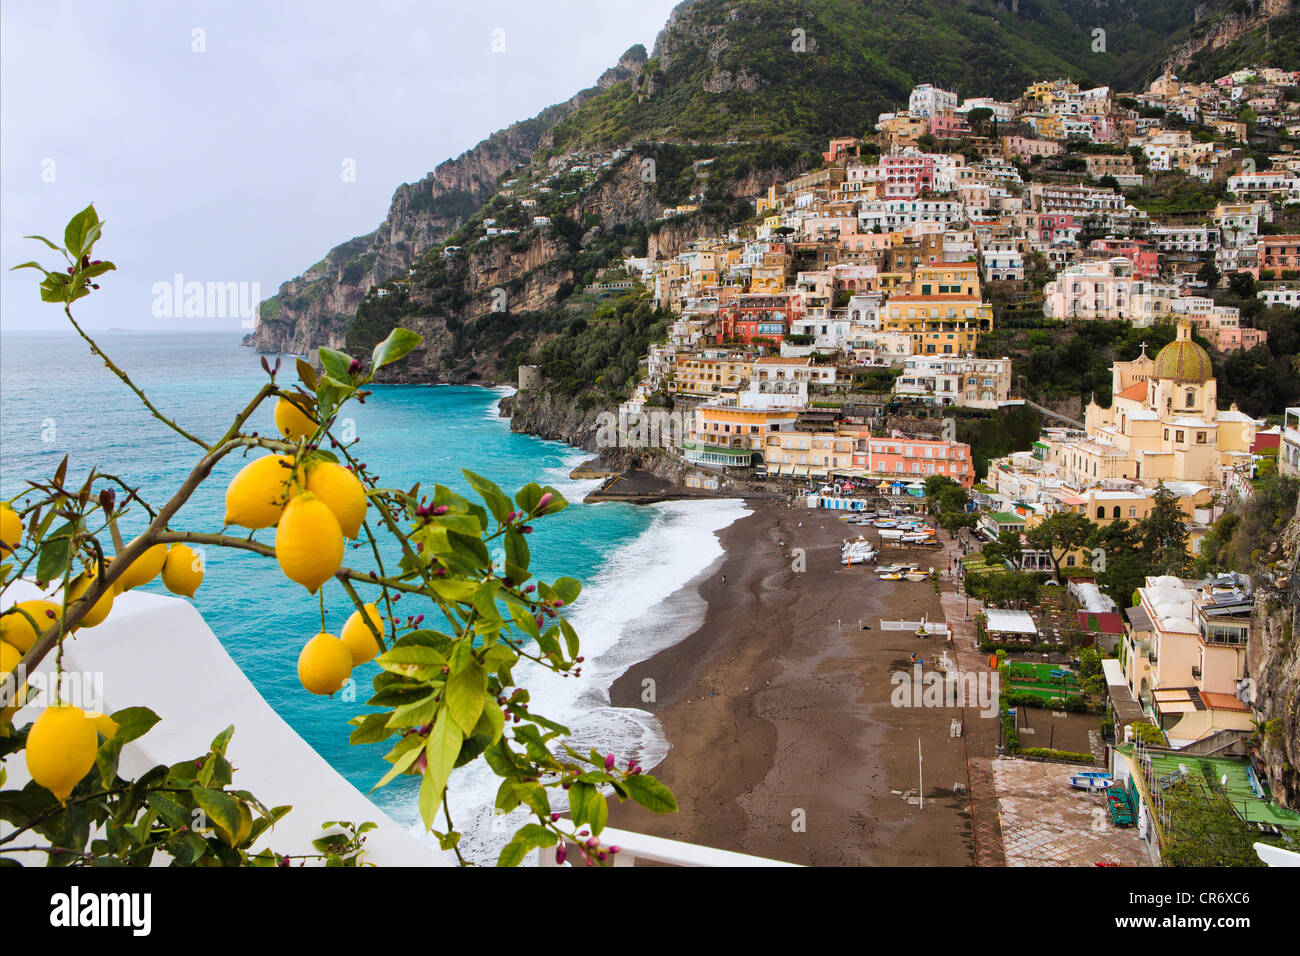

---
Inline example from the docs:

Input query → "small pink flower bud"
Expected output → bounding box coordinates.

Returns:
[555,844,566,865]
[604,753,615,771]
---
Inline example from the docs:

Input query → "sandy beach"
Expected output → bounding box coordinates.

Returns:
[607,498,1000,866]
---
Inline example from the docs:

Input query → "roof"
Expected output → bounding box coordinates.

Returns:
[984,609,1038,635]
[1199,691,1251,713]
[1153,333,1213,382]
[1116,380,1148,402]
[1077,610,1125,635]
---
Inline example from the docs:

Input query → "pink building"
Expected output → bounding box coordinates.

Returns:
[840,429,975,488]
[928,112,971,139]
[881,151,935,199]
[1089,238,1159,278]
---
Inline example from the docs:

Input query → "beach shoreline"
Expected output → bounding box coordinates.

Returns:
[606,497,995,866]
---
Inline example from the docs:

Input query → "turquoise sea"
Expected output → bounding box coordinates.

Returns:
[0,331,745,861]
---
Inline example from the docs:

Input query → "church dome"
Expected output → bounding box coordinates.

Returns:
[1152,322,1213,382]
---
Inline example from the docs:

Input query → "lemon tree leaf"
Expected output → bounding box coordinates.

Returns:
[63,204,101,259]
[192,786,240,839]
[318,348,353,382]
[371,328,422,371]
[445,661,486,735]
[622,774,678,814]
[418,709,462,830]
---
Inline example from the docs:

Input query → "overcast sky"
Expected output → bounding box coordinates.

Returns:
[0,0,680,332]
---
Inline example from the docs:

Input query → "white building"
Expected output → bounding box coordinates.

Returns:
[908,84,958,118]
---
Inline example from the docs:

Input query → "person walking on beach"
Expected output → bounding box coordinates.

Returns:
[721,573,727,586]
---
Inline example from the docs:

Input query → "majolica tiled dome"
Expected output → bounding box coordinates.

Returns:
[1152,334,1213,382]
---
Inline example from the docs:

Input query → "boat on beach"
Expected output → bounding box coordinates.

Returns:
[841,536,878,565]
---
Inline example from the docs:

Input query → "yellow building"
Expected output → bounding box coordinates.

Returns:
[910,262,981,298]
[1061,321,1259,487]
[668,355,754,398]
[683,405,799,467]
[880,295,992,355]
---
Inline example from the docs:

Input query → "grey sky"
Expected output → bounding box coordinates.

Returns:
[0,0,680,332]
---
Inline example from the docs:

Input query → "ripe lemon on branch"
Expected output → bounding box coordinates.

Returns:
[0,600,60,653]
[275,493,343,593]
[26,705,98,804]
[275,397,318,442]
[1,640,28,725]
[297,632,353,695]
[340,603,383,666]
[305,461,367,539]
[161,543,203,597]
[224,454,303,530]
[111,541,168,591]
[0,503,21,555]
[65,568,114,628]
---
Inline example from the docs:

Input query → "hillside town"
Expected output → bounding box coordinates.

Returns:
[511,67,1300,863]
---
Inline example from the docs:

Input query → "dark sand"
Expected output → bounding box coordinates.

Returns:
[607,500,996,865]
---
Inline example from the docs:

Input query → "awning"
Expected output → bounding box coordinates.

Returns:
[794,465,809,478]
[983,609,1038,635]
[809,468,829,478]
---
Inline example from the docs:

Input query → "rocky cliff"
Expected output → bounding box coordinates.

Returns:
[1248,491,1300,810]
[1162,0,1296,76]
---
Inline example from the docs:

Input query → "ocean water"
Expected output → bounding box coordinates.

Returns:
[0,331,744,862]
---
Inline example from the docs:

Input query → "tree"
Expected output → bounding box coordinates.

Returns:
[1161,781,1265,868]
[981,528,1023,570]
[1141,483,1190,575]
[1,206,676,867]
[1088,519,1147,607]
[1025,512,1094,580]
[1197,260,1221,290]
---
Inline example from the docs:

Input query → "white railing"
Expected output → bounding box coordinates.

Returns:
[538,826,800,867]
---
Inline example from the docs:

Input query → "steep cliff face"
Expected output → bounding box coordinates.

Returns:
[244,102,581,354]
[1163,0,1296,76]
[1249,492,1300,810]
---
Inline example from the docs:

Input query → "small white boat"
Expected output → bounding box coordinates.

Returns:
[904,571,929,582]
[841,536,877,565]
[1069,773,1114,791]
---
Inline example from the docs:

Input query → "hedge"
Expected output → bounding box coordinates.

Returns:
[1016,747,1096,764]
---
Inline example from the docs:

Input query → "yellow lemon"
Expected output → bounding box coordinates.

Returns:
[224,454,303,530]
[65,569,114,628]
[305,461,367,539]
[1,641,27,725]
[112,541,168,591]
[275,397,318,442]
[213,801,254,847]
[340,603,384,666]
[0,503,21,556]
[275,493,343,593]
[297,632,353,695]
[161,544,204,597]
[86,711,119,739]
[25,705,98,804]
[0,600,60,653]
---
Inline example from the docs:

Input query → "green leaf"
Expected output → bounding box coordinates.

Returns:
[461,469,512,524]
[386,693,439,730]
[497,823,556,867]
[504,528,530,573]
[445,662,486,735]
[318,347,353,382]
[349,712,395,745]
[418,709,463,830]
[371,736,424,791]
[23,234,63,252]
[371,328,423,371]
[375,645,446,668]
[622,773,678,814]
[474,696,505,745]
[64,204,102,259]
[588,789,609,836]
[192,787,240,839]
[145,792,190,830]
[568,780,594,827]
[552,577,582,605]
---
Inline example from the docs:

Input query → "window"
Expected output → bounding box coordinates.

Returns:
[1176,430,1185,443]
[1113,506,1121,520]
[1097,506,1105,519]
